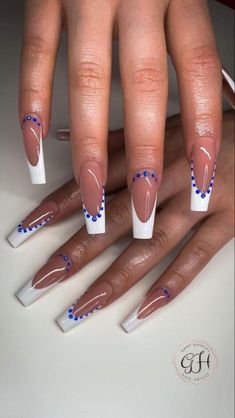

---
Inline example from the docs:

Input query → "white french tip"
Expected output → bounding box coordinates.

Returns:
[26,136,46,184]
[121,307,142,333]
[16,278,54,306]
[56,305,99,333]
[7,221,47,248]
[222,68,235,93]
[190,162,215,212]
[83,190,106,235]
[131,195,157,239]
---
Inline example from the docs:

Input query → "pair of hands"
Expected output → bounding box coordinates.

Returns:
[20,0,225,238]
[9,113,234,333]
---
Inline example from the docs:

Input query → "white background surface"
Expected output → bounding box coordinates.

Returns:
[0,1,234,418]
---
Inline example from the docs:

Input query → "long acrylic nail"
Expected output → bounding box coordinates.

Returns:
[16,254,72,306]
[7,200,58,248]
[22,113,46,184]
[56,282,112,332]
[190,138,216,212]
[79,161,105,234]
[121,287,170,333]
[130,169,158,239]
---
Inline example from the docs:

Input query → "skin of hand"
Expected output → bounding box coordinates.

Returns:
[10,112,234,332]
[19,0,222,237]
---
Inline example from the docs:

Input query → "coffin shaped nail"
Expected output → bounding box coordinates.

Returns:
[79,162,105,234]
[22,113,46,184]
[190,138,216,212]
[16,254,72,306]
[56,282,112,332]
[130,170,158,239]
[121,287,170,333]
[7,201,58,248]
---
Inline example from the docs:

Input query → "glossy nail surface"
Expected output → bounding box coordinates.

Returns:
[22,113,46,184]
[56,282,112,332]
[190,138,216,212]
[16,254,72,306]
[7,201,58,248]
[80,161,105,234]
[130,170,158,239]
[121,287,170,333]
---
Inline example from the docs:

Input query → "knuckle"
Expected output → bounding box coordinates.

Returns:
[147,227,170,252]
[131,60,166,93]
[185,45,220,78]
[70,60,106,91]
[22,36,51,60]
[190,240,212,263]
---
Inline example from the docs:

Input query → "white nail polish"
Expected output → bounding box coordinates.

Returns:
[26,139,46,184]
[132,194,157,239]
[7,220,47,248]
[121,307,141,333]
[83,190,106,235]
[222,68,235,93]
[16,278,55,306]
[190,161,215,212]
[56,305,101,333]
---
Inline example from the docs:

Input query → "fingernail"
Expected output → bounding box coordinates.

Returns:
[22,113,46,184]
[7,201,58,248]
[56,129,70,141]
[222,67,235,109]
[16,254,72,306]
[130,170,158,239]
[56,282,112,332]
[121,287,170,333]
[190,138,216,212]
[79,162,105,234]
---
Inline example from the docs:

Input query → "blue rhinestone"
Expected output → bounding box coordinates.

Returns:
[69,314,73,319]
[86,214,90,218]
[24,229,27,233]
[193,184,196,187]
[144,171,149,177]
[201,193,206,199]
[74,317,78,321]
[98,214,101,218]
[18,228,22,232]
[210,183,213,187]
[196,190,200,194]
[27,116,31,120]
[137,173,140,178]
[102,199,105,202]
[18,224,22,228]
[100,207,104,211]
[35,225,38,228]
[83,208,86,213]
[37,123,40,126]
[39,223,42,226]
[68,309,73,313]
[207,190,210,194]
[80,316,83,319]
[92,217,97,222]
[33,118,37,122]
[191,176,195,180]
[29,228,32,231]
[63,256,68,261]
[152,173,155,178]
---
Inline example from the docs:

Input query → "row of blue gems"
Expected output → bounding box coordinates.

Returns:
[17,216,53,233]
[23,115,41,127]
[191,161,214,199]
[161,287,170,298]
[83,189,105,222]
[132,171,157,182]
[67,305,100,321]
[59,254,72,272]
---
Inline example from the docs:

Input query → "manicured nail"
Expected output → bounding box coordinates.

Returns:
[56,128,70,141]
[190,138,216,212]
[121,287,170,333]
[222,67,235,109]
[79,161,105,234]
[56,282,112,332]
[16,254,72,306]
[22,113,46,184]
[130,169,158,239]
[7,201,58,248]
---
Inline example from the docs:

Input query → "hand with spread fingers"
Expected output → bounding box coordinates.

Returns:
[8,112,234,333]
[19,0,235,239]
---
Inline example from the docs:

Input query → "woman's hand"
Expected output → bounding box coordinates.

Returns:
[19,0,222,238]
[9,113,234,332]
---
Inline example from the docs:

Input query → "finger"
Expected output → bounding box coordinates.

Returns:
[56,192,201,332]
[167,0,222,212]
[7,148,127,248]
[67,1,114,234]
[56,128,125,152]
[19,0,61,184]
[122,211,233,332]
[118,0,168,239]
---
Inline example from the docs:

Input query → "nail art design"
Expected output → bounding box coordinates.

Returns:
[7,201,58,248]
[16,254,72,306]
[56,282,112,332]
[22,114,46,184]
[121,287,170,333]
[131,170,158,239]
[190,138,216,212]
[79,162,106,234]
